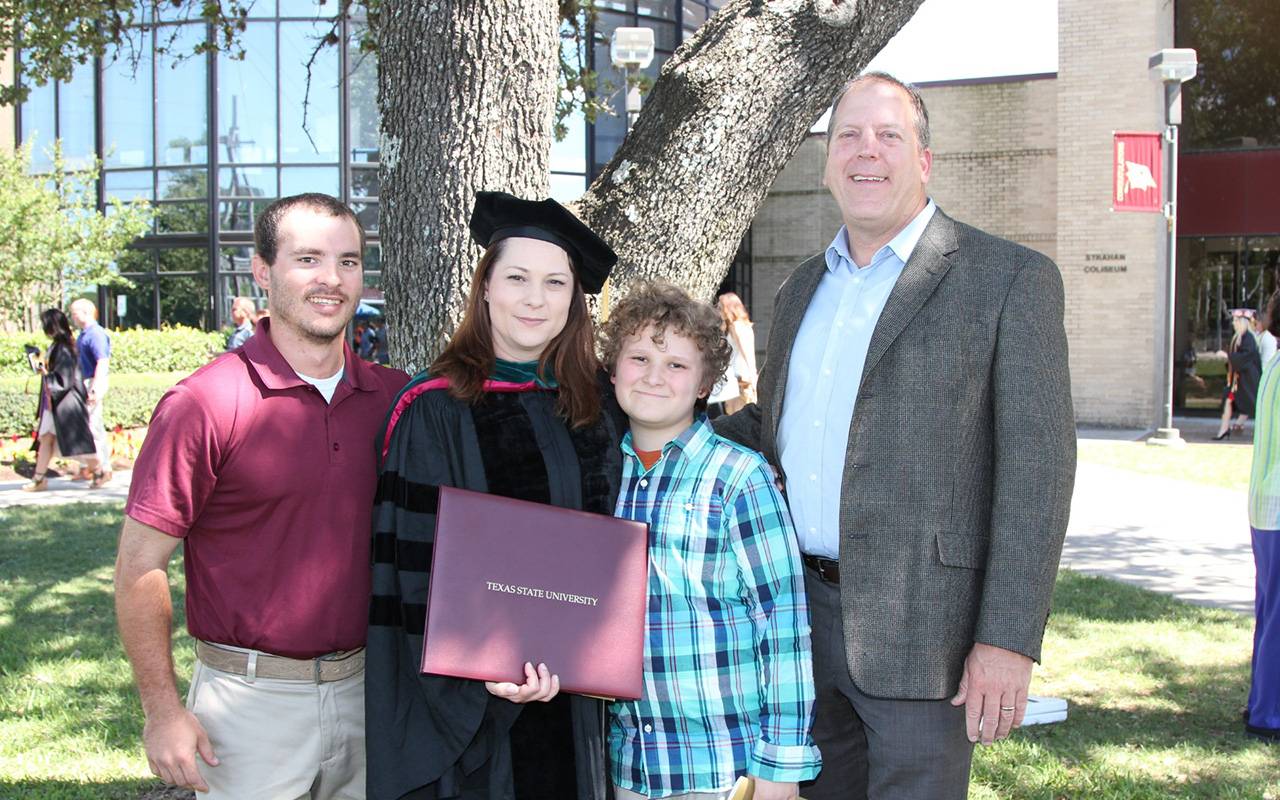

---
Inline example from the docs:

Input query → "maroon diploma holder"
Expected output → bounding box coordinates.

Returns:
[421,486,649,700]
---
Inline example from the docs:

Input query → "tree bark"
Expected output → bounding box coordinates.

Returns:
[378,0,560,374]
[578,0,926,307]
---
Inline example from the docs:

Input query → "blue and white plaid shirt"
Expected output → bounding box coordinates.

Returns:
[609,416,821,798]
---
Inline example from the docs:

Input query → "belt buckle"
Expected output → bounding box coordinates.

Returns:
[313,657,323,683]
[818,559,837,583]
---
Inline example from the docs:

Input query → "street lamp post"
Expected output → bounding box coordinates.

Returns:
[1147,48,1198,449]
[610,27,655,132]
[598,26,655,320]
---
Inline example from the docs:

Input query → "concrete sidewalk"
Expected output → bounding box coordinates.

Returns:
[0,469,133,507]
[0,427,1260,613]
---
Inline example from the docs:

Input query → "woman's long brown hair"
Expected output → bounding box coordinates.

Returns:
[430,239,602,428]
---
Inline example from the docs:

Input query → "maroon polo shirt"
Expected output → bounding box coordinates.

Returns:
[125,319,408,658]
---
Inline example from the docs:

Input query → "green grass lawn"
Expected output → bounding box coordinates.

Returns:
[0,504,193,799]
[1,504,1275,799]
[1077,438,1255,493]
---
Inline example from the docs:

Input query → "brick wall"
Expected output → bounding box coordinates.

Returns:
[1057,0,1173,426]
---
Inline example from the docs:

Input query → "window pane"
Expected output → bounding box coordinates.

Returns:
[278,0,330,17]
[280,21,340,163]
[219,275,267,328]
[159,247,209,273]
[280,166,339,196]
[551,110,587,174]
[683,3,708,28]
[246,0,277,17]
[105,170,155,203]
[219,199,273,231]
[350,167,378,198]
[363,243,382,273]
[352,201,378,233]
[115,248,155,275]
[156,24,209,166]
[220,246,255,274]
[219,22,278,164]
[59,62,97,169]
[155,202,210,234]
[550,173,587,203]
[219,166,277,198]
[636,1,676,21]
[158,168,208,200]
[19,79,56,172]
[103,39,155,168]
[160,274,212,328]
[108,277,158,329]
[347,28,379,163]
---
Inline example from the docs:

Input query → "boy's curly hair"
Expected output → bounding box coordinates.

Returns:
[599,281,732,412]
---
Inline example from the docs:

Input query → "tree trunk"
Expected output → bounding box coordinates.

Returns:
[578,0,926,306]
[378,0,560,374]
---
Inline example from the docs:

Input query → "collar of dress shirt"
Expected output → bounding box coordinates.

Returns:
[620,413,715,467]
[825,199,937,273]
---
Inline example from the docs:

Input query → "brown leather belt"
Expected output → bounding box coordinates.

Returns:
[802,554,841,584]
[196,640,365,683]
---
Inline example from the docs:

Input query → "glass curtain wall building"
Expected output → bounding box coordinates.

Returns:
[13,0,736,331]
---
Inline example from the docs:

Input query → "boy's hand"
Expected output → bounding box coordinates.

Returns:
[750,777,799,800]
[485,661,560,704]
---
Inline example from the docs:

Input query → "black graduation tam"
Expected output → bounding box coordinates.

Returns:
[469,191,618,294]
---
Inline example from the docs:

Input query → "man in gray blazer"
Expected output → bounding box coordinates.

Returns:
[716,72,1076,799]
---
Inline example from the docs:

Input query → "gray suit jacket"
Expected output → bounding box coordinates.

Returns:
[717,208,1076,700]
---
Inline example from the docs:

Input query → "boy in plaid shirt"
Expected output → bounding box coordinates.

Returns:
[600,282,821,800]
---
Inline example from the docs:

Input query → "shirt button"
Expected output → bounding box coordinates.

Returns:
[823,369,832,376]
[809,474,818,481]
[639,479,648,488]
[813,420,821,427]
[643,724,653,734]
[332,442,339,451]
[836,321,845,327]
[809,527,818,535]
[684,502,694,511]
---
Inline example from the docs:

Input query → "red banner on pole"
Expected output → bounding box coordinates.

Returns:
[1113,132,1163,212]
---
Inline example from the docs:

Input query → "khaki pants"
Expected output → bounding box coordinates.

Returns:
[186,657,366,799]
[77,378,111,467]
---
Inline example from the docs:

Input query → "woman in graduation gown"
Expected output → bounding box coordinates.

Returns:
[366,191,622,800]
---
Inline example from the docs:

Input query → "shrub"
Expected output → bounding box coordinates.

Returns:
[0,326,224,377]
[0,372,189,436]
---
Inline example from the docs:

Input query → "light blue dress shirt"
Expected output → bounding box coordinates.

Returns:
[778,201,936,558]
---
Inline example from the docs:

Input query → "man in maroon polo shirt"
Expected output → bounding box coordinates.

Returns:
[114,193,408,799]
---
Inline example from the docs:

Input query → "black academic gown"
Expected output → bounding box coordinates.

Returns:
[367,377,621,800]
[37,341,95,458]
[1230,332,1263,417]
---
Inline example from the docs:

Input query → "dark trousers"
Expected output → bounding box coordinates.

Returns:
[801,569,974,800]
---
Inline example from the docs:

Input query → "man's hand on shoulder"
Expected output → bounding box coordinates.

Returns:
[750,777,799,800]
[143,703,218,792]
[950,641,1034,745]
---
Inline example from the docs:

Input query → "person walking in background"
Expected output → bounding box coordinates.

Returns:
[1215,309,1261,441]
[24,308,103,492]
[1246,289,1280,743]
[1254,312,1277,369]
[226,296,257,351]
[69,298,113,486]
[707,291,758,417]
